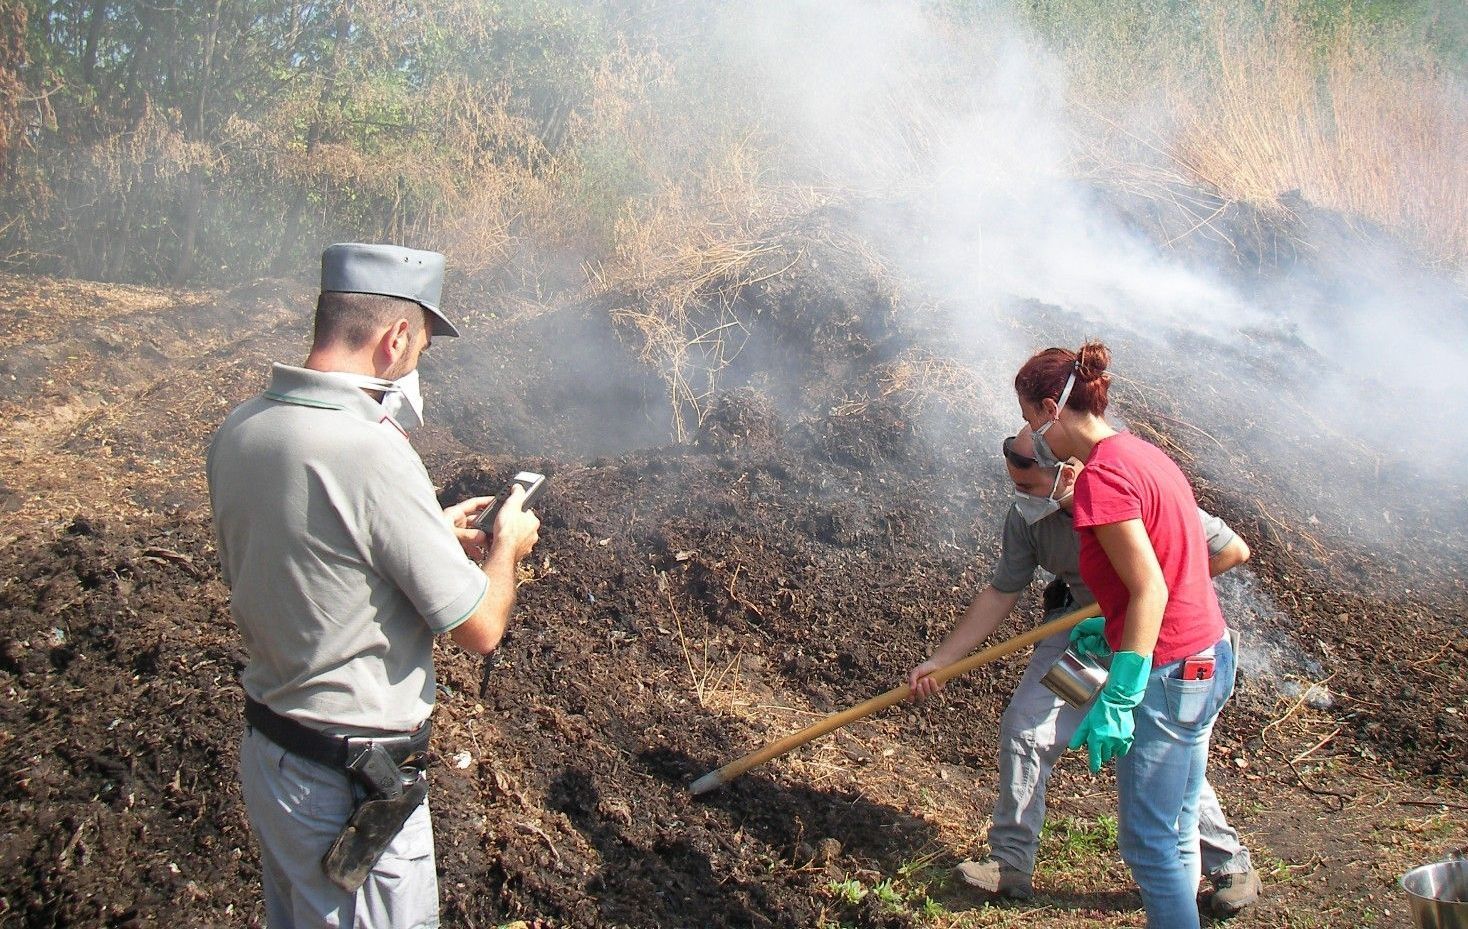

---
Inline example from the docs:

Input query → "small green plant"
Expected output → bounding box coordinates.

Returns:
[1041,813,1120,868]
[897,849,944,883]
[826,877,867,905]
[871,878,904,907]
[918,895,947,919]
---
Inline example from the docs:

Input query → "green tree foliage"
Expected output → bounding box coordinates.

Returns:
[3,0,1461,286]
[1,0,673,284]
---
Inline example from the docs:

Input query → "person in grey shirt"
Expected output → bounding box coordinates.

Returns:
[208,243,541,928]
[908,427,1262,918]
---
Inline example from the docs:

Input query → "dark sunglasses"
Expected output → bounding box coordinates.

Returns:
[1002,435,1038,469]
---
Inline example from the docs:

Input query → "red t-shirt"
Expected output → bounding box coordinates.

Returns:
[1072,432,1225,666]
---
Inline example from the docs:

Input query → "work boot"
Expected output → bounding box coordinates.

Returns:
[954,856,1034,900]
[1206,867,1262,917]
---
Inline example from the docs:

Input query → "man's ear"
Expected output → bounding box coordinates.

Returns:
[1059,460,1080,492]
[391,318,413,353]
[373,318,412,371]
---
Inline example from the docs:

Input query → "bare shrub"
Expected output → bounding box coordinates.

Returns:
[604,147,817,442]
[578,44,825,440]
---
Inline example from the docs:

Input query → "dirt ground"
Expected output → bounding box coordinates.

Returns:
[0,205,1464,929]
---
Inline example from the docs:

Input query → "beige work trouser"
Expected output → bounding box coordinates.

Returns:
[239,727,439,929]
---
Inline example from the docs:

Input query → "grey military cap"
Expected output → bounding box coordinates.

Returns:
[320,243,460,337]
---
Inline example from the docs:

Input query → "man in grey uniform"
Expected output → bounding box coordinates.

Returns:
[208,243,541,928]
[908,427,1262,918]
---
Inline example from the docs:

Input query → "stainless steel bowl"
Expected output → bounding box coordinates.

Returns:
[1040,646,1108,708]
[1403,858,1468,929]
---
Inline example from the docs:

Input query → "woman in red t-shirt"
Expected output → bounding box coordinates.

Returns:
[1014,341,1237,929]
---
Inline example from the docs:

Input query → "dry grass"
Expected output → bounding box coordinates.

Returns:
[665,587,746,711]
[566,45,814,438]
[877,352,998,418]
[831,349,1002,426]
[1058,0,1468,271]
[1173,7,1468,269]
[599,134,821,440]
[426,83,567,277]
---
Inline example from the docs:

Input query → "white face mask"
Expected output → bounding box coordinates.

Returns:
[381,369,424,431]
[333,370,425,431]
[1031,368,1076,469]
[1014,467,1065,524]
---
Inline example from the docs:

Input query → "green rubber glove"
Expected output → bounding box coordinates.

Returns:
[1068,650,1152,773]
[1068,616,1111,659]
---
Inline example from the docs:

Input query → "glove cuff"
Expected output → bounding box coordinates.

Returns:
[1102,650,1152,707]
[1068,616,1112,658]
[1068,616,1106,641]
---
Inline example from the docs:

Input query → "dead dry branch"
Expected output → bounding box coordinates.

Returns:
[665,588,744,709]
[835,349,999,423]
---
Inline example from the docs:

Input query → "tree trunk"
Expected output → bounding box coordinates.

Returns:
[172,0,225,284]
[272,0,353,274]
[0,0,27,181]
[81,0,106,88]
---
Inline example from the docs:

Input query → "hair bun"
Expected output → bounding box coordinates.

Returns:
[1075,340,1111,381]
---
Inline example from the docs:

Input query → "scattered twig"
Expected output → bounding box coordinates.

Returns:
[1261,672,1336,742]
[667,589,705,702]
[1409,637,1457,668]
[725,564,767,623]
[56,818,90,871]
[141,546,203,577]
[1398,800,1468,812]
[1287,757,1353,811]
[750,704,823,718]
[515,820,563,866]
[1251,500,1329,559]
[1147,412,1228,454]
[1127,419,1195,463]
[1290,726,1342,765]
[706,648,744,702]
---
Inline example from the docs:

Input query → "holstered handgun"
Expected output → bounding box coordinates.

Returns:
[1042,576,1074,614]
[321,741,429,892]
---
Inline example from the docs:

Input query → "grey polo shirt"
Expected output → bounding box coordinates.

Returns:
[207,364,487,736]
[991,502,1237,606]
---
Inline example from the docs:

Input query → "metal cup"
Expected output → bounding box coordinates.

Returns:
[1402,858,1468,929]
[1040,646,1108,708]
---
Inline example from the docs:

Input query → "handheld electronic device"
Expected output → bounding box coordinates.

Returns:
[1181,656,1216,681]
[474,471,547,533]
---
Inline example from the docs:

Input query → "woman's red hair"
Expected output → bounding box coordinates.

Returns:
[1014,340,1112,416]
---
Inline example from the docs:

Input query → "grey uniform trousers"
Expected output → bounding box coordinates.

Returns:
[240,726,440,928]
[986,622,1252,878]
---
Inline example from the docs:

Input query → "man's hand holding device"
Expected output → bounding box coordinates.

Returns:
[475,472,546,532]
[474,471,544,564]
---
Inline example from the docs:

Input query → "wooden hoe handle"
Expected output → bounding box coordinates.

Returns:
[688,602,1102,795]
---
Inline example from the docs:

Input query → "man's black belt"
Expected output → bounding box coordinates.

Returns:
[244,696,430,770]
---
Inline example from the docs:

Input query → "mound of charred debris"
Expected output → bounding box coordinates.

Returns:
[0,205,1464,927]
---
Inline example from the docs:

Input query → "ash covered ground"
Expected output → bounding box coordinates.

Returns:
[0,203,1464,928]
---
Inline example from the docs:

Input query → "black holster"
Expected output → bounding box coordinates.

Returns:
[321,745,430,892]
[241,697,432,893]
[1042,576,1074,613]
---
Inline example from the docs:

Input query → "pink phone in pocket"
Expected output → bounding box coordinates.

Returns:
[1181,657,1216,681]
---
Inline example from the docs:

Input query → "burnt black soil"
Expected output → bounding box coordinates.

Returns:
[0,207,1464,928]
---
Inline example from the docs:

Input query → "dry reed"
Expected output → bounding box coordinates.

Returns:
[1058,0,1467,270]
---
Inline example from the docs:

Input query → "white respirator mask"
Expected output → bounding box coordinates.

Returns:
[334,370,425,431]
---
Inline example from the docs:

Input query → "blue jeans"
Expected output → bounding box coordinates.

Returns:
[1116,636,1236,929]
[988,625,1250,878]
